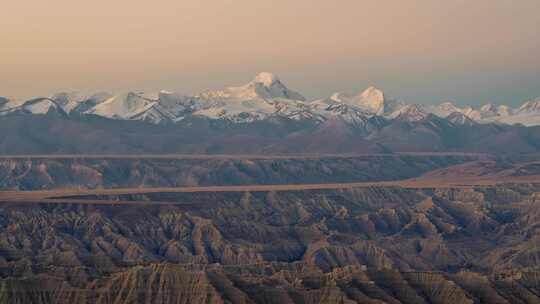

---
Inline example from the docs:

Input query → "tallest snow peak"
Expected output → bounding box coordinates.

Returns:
[356,86,386,115]
[248,72,305,101]
[360,86,385,103]
[253,72,280,87]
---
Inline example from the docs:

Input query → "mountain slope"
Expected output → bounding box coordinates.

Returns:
[1,109,539,154]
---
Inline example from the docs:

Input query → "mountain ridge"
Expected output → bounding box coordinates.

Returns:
[2,72,540,126]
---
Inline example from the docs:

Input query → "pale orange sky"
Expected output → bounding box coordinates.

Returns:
[1,0,539,105]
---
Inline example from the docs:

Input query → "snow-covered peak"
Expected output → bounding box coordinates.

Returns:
[461,106,482,120]
[518,98,540,114]
[328,86,386,115]
[483,98,539,126]
[433,102,461,117]
[391,104,429,122]
[249,72,305,101]
[497,105,512,117]
[357,86,385,115]
[480,103,495,113]
[19,98,65,115]
[478,103,515,119]
[360,86,385,102]
[428,102,482,120]
[0,97,25,112]
[446,112,476,126]
[158,90,189,105]
[199,73,305,102]
[87,92,158,119]
[309,97,372,124]
[479,103,498,119]
[2,77,540,127]
[68,92,113,114]
[156,91,197,115]
[1,95,67,115]
[50,91,89,113]
[253,72,280,87]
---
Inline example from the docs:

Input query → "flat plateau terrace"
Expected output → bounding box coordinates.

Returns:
[1,175,540,205]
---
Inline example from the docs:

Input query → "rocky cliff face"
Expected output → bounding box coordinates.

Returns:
[1,185,540,303]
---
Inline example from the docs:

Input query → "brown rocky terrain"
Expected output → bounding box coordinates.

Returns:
[1,183,540,303]
[0,154,478,190]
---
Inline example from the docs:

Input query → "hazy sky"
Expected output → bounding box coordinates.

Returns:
[1,0,539,106]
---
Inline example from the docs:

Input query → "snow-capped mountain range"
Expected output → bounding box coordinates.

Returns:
[1,72,540,126]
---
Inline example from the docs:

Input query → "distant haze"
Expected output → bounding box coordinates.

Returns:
[1,0,539,106]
